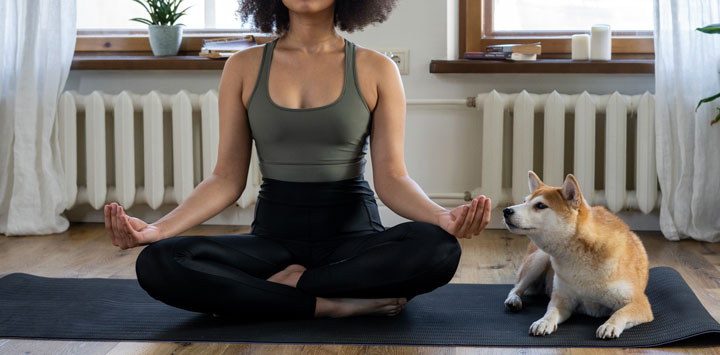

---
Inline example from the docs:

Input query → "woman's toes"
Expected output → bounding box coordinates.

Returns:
[315,297,410,318]
[386,306,403,316]
[378,302,404,316]
[381,306,402,315]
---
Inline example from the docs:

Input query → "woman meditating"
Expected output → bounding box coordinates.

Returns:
[104,0,492,319]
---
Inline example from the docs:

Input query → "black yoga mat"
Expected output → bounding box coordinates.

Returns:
[0,267,718,347]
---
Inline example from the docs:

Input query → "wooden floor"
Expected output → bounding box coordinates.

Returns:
[1,223,719,354]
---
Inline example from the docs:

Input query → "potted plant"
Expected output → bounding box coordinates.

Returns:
[131,0,191,56]
[695,23,720,125]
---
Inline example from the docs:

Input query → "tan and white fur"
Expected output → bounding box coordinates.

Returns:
[502,171,653,339]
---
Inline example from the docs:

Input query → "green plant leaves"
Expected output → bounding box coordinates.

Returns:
[696,23,720,34]
[696,92,720,111]
[130,0,191,26]
[695,24,720,126]
[696,93,720,125]
[130,17,154,25]
[131,0,151,16]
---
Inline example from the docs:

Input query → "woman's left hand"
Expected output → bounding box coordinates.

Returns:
[437,195,492,239]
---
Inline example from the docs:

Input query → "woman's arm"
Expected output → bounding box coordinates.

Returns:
[105,52,253,248]
[149,53,253,240]
[368,54,491,239]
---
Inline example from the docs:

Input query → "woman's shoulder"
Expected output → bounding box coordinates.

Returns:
[354,43,396,69]
[353,43,402,84]
[224,44,266,79]
[223,44,268,108]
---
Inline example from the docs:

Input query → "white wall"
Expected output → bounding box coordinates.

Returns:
[64,0,658,230]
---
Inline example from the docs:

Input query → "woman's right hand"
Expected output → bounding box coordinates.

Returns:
[104,202,162,249]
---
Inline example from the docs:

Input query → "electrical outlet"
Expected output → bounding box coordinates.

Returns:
[379,48,409,75]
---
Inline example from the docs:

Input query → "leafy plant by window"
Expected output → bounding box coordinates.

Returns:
[695,23,720,125]
[130,0,191,26]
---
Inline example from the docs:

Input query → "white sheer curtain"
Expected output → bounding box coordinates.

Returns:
[654,0,720,242]
[0,0,76,235]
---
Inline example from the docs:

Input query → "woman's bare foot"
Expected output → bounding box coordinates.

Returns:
[268,265,407,318]
[267,264,307,288]
[315,297,408,318]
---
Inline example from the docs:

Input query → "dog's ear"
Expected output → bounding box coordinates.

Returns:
[561,174,582,208]
[528,171,544,192]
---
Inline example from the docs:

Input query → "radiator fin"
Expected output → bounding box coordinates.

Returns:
[86,91,107,210]
[114,91,136,209]
[511,90,535,203]
[480,90,505,204]
[606,92,628,213]
[574,91,596,204]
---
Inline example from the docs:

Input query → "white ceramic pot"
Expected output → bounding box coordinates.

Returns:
[148,24,183,56]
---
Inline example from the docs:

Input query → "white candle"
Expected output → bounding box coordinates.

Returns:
[571,34,590,60]
[590,24,611,61]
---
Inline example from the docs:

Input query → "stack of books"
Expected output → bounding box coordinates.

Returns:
[199,36,256,58]
[464,42,542,61]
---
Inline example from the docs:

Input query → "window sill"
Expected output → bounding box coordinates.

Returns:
[72,53,655,74]
[429,58,654,74]
[71,51,227,70]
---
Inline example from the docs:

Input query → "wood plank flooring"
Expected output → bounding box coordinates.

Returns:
[1,223,719,354]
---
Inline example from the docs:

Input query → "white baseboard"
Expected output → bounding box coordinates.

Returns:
[65,201,660,232]
[64,203,255,226]
[377,206,660,231]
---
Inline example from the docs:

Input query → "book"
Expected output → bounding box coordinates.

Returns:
[198,49,236,58]
[486,42,542,55]
[199,36,255,59]
[463,51,537,61]
[202,36,254,50]
[506,52,537,61]
[463,51,507,60]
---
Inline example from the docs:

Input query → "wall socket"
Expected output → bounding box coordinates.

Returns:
[379,48,409,75]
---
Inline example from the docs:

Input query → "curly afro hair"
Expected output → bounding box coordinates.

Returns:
[236,0,398,35]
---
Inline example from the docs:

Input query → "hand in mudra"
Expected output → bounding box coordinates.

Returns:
[438,195,492,239]
[104,202,161,249]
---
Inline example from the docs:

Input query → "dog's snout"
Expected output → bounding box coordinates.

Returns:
[503,207,514,217]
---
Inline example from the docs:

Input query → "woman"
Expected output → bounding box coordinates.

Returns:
[104,0,492,319]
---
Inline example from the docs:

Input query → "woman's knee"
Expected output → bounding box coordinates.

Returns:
[135,237,183,298]
[396,222,461,295]
[403,221,461,264]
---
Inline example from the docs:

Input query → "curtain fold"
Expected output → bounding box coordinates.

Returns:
[0,0,77,235]
[654,0,720,242]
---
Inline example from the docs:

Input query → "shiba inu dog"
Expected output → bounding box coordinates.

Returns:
[502,171,653,339]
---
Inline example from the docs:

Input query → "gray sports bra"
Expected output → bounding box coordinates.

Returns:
[246,37,372,183]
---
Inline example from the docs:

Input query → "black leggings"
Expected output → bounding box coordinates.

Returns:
[135,176,461,319]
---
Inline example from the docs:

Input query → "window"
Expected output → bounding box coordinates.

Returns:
[460,0,654,57]
[77,0,251,30]
[493,0,653,33]
[76,0,254,53]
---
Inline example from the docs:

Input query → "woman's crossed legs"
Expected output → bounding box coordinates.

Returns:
[135,221,461,319]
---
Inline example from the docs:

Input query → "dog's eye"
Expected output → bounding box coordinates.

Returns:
[535,202,548,210]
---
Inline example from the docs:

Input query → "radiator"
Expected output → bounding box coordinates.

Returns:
[57,89,658,216]
[57,90,262,211]
[408,90,658,214]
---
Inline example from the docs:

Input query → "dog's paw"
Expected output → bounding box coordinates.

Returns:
[596,322,624,339]
[504,294,523,312]
[529,318,557,336]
